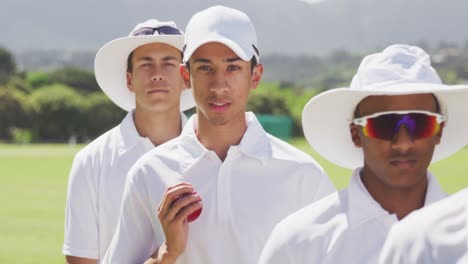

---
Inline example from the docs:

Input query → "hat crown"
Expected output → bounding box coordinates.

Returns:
[350,44,442,91]
[184,5,258,62]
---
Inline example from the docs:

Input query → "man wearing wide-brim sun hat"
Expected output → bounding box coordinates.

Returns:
[259,44,468,264]
[63,19,195,263]
[94,19,195,113]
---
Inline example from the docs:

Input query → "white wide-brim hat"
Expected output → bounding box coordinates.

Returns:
[302,44,468,169]
[183,5,260,64]
[94,19,195,112]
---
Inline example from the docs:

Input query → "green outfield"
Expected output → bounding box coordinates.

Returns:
[0,141,467,263]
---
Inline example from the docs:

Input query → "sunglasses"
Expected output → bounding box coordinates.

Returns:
[353,110,445,140]
[131,26,182,36]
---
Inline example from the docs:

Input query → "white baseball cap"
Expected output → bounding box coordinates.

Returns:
[94,19,195,111]
[183,5,260,64]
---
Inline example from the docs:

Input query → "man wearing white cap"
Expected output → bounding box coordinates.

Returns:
[379,187,468,263]
[102,6,335,264]
[63,19,194,263]
[259,44,468,263]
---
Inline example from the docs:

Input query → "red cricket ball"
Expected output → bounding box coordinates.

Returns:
[187,191,202,222]
[187,206,202,222]
[173,191,202,222]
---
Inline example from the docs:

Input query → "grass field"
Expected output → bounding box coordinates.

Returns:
[0,140,467,263]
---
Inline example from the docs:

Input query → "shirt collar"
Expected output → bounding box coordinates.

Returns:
[423,170,447,205]
[347,168,447,228]
[118,110,188,152]
[237,112,271,162]
[179,112,271,163]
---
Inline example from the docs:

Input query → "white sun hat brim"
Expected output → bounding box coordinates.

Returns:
[303,84,468,169]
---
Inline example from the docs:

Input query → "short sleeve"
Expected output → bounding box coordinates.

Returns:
[102,165,158,264]
[258,223,294,264]
[312,168,337,201]
[62,152,99,259]
[300,164,336,205]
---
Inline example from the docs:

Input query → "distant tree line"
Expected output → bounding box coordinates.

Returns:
[1,43,468,143]
[0,48,126,143]
[262,41,468,89]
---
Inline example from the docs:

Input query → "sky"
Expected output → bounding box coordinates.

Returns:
[1,0,468,56]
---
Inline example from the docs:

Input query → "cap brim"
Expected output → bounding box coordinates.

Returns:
[302,83,468,169]
[183,37,257,63]
[95,35,195,111]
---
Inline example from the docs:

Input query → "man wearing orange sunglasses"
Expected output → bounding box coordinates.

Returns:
[259,44,468,264]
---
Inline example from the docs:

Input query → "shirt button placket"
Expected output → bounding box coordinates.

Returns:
[217,148,237,222]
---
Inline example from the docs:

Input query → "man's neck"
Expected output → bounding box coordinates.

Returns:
[195,112,248,162]
[133,106,182,146]
[360,169,428,220]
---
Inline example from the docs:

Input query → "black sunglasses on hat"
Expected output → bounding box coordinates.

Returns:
[131,26,182,36]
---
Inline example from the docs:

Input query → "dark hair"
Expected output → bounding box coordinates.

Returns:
[432,94,441,113]
[126,51,134,73]
[250,56,258,72]
[185,56,258,73]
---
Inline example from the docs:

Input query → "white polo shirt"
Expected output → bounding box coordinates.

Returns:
[379,188,468,264]
[102,112,336,264]
[62,111,186,261]
[259,168,447,264]
[458,253,468,264]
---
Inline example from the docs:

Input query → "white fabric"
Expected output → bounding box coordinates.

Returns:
[259,168,447,264]
[379,188,468,264]
[302,44,468,169]
[102,112,335,264]
[63,111,187,261]
[183,6,259,63]
[457,253,468,264]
